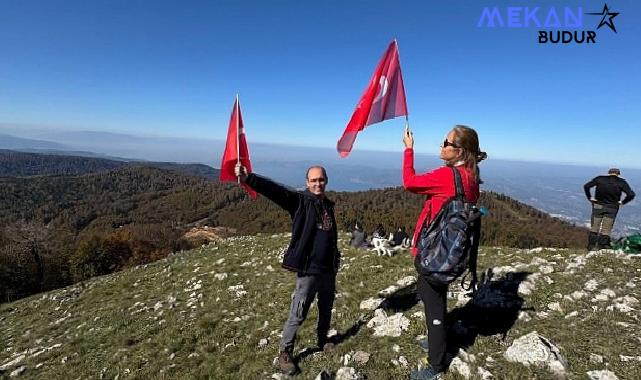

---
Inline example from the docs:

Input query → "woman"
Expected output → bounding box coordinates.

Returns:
[349,221,368,248]
[403,125,486,380]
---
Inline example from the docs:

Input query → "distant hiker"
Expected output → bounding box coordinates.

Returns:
[390,226,409,248]
[584,168,635,251]
[402,125,486,380]
[370,223,388,255]
[235,163,339,375]
[372,223,386,239]
[349,221,368,248]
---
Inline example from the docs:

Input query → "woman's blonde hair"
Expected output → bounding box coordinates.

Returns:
[446,125,487,183]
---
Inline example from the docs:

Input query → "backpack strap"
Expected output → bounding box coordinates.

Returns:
[451,167,465,199]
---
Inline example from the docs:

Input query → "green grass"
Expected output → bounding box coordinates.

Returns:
[2,234,641,379]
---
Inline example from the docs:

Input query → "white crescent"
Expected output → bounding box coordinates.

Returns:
[373,75,388,103]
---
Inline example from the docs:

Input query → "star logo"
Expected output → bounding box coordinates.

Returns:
[586,3,620,33]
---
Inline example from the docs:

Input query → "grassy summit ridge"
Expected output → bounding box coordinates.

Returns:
[2,233,640,379]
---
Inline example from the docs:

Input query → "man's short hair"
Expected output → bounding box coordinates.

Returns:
[608,168,621,175]
[305,166,328,181]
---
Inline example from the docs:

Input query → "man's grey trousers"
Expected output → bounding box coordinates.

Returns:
[591,203,619,236]
[280,272,336,353]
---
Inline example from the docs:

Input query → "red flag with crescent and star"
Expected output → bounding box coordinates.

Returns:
[219,96,257,199]
[337,40,408,157]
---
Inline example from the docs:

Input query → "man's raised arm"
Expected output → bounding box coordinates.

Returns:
[235,163,299,215]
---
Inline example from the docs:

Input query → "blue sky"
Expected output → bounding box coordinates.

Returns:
[1,0,640,167]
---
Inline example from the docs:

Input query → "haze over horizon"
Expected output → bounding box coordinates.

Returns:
[4,125,641,173]
[1,124,640,236]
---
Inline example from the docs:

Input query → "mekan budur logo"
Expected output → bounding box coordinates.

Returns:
[477,3,620,44]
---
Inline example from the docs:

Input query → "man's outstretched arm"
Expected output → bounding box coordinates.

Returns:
[235,163,299,215]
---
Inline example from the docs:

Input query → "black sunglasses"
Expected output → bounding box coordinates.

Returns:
[442,139,460,149]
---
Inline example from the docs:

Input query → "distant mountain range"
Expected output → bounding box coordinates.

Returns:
[0,149,220,180]
[1,128,638,235]
[0,133,69,150]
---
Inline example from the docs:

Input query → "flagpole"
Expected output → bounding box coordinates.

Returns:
[394,39,410,130]
[236,93,240,184]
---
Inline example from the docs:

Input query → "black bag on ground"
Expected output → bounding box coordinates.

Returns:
[414,167,482,286]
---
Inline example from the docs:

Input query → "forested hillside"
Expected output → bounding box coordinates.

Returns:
[0,149,220,179]
[0,149,127,176]
[211,188,588,249]
[0,152,588,304]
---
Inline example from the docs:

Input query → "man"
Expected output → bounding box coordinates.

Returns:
[391,226,409,247]
[234,163,339,375]
[584,168,635,250]
[349,221,367,248]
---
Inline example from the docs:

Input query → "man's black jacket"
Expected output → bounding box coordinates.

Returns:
[245,173,340,273]
[584,175,635,207]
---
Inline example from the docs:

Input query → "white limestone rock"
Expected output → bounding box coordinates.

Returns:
[504,331,568,378]
[589,354,604,364]
[366,309,410,337]
[518,277,538,296]
[587,370,619,380]
[571,291,586,300]
[584,280,599,291]
[600,289,616,298]
[335,366,364,380]
[449,357,471,379]
[539,265,554,274]
[9,366,26,377]
[619,355,641,362]
[378,285,399,297]
[396,276,417,287]
[0,355,25,371]
[547,302,563,313]
[478,366,494,379]
[359,298,384,310]
[518,311,531,322]
[352,351,370,365]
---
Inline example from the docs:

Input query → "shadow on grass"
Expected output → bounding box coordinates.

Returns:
[295,282,419,362]
[445,270,533,362]
[297,270,531,367]
[295,318,367,362]
[380,283,420,312]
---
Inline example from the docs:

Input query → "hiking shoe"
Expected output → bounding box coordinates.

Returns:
[278,351,297,375]
[410,366,442,380]
[418,338,429,353]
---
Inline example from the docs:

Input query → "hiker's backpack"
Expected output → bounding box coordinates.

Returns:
[611,234,641,254]
[414,167,482,286]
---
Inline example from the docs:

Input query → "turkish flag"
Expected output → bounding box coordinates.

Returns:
[337,40,408,157]
[219,96,257,199]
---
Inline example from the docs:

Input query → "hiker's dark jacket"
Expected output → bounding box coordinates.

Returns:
[584,175,635,207]
[245,173,340,273]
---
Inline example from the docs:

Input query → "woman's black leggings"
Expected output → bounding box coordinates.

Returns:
[417,275,448,372]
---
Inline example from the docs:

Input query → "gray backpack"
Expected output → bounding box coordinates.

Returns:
[414,167,482,286]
